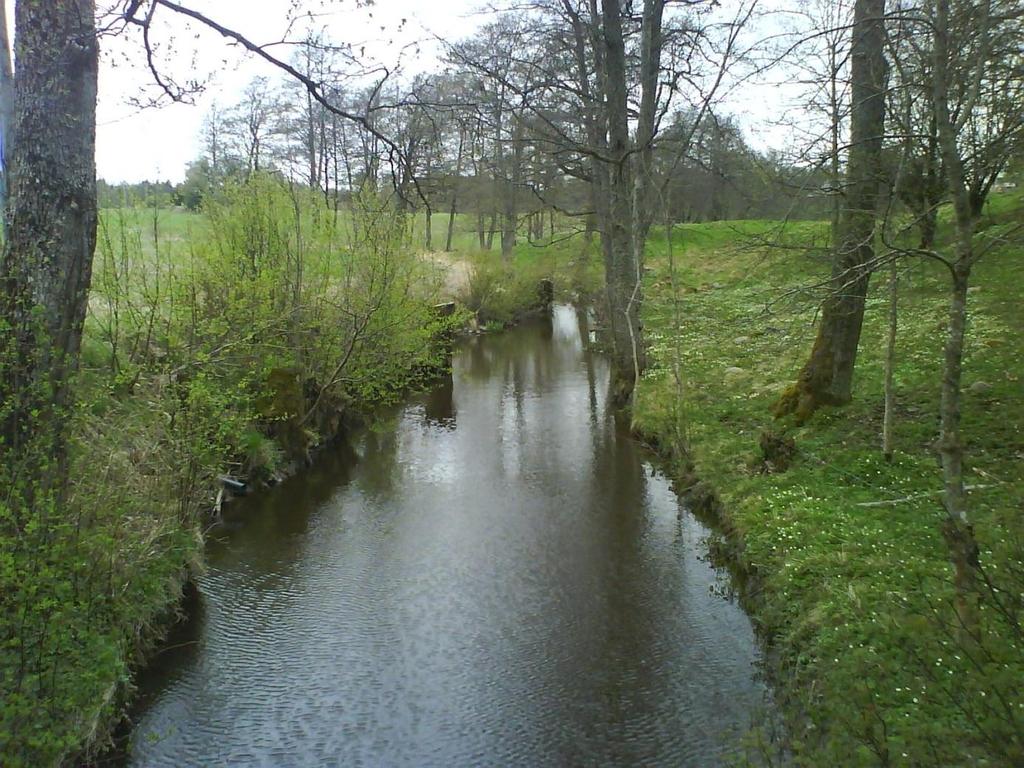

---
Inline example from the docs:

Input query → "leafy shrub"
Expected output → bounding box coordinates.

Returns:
[1,176,453,765]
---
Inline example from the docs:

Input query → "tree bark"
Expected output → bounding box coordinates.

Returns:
[600,0,644,404]
[931,0,984,639]
[775,0,887,421]
[0,0,99,492]
[424,203,433,250]
[501,120,524,261]
[882,258,898,461]
[0,0,13,222]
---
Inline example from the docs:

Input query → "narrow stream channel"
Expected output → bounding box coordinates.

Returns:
[126,305,769,767]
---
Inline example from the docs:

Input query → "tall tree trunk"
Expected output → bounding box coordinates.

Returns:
[631,0,665,261]
[446,129,465,252]
[938,260,979,639]
[501,120,523,261]
[775,0,887,421]
[919,117,941,250]
[0,0,13,224]
[319,114,329,205]
[486,209,497,250]
[446,197,458,252]
[565,0,606,260]
[600,0,643,404]
[0,0,99,494]
[424,203,433,250]
[882,258,898,461]
[306,90,319,189]
[932,0,982,639]
[828,34,842,245]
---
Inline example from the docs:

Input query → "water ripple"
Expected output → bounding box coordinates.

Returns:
[127,306,769,767]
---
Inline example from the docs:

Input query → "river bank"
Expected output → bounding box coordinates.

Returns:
[65,217,563,766]
[631,202,1024,765]
[120,305,770,767]
[1,184,474,767]
[83,254,559,766]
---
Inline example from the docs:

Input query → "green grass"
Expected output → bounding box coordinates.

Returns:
[99,207,206,248]
[4,188,458,766]
[633,195,1023,765]
[77,196,1022,764]
[420,212,603,324]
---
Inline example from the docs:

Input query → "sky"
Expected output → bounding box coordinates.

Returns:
[5,0,804,184]
[92,0,485,183]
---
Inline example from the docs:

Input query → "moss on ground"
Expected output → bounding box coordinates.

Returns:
[633,197,1023,766]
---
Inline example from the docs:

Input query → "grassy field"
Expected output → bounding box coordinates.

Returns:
[633,196,1023,765]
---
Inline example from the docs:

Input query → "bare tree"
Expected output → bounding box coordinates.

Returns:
[772,0,855,241]
[924,0,1023,634]
[449,0,756,400]
[226,77,284,175]
[201,102,231,178]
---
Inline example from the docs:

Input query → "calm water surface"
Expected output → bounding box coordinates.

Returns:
[127,305,768,767]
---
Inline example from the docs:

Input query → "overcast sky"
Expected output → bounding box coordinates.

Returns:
[92,0,484,183]
[4,1,800,184]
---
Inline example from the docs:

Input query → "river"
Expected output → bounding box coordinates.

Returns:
[125,304,769,767]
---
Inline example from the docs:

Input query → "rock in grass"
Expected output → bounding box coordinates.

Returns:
[969,381,993,395]
[733,336,751,345]
[724,366,745,377]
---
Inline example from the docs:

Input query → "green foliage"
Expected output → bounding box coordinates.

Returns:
[634,197,1024,766]
[2,174,452,765]
[0,402,200,767]
[456,230,602,325]
[459,259,525,325]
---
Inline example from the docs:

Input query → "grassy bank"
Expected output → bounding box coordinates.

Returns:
[455,234,603,328]
[633,198,1023,764]
[1,179,458,766]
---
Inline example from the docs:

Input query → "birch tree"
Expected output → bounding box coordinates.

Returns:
[924,0,1023,634]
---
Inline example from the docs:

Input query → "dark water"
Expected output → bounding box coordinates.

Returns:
[127,305,768,767]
